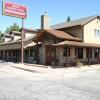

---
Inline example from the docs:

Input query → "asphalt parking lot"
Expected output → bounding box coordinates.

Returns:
[0,61,100,100]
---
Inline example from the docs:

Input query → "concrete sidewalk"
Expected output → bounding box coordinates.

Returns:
[11,63,100,78]
[0,62,100,100]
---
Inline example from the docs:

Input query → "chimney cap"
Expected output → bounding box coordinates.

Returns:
[44,11,48,16]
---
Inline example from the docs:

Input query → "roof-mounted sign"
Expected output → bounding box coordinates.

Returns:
[2,1,27,19]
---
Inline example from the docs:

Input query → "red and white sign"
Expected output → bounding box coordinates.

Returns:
[2,1,27,19]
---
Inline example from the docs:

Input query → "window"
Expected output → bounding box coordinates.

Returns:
[78,48,83,59]
[25,50,29,57]
[30,49,35,57]
[63,47,70,57]
[98,30,100,37]
[16,50,20,57]
[94,29,100,37]
[13,51,16,57]
[94,48,99,58]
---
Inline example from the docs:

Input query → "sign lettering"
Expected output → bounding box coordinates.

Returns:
[2,1,27,19]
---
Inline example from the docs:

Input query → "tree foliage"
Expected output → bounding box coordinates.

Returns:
[66,16,71,22]
[0,31,4,43]
[5,23,21,33]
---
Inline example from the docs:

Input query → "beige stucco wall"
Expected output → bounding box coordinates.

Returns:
[84,18,100,44]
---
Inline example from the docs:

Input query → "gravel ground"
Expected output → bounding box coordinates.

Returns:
[0,61,100,100]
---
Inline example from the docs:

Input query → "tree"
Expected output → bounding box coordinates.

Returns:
[66,16,71,22]
[5,23,21,33]
[0,31,4,43]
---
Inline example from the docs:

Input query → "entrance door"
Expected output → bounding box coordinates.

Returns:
[45,46,52,65]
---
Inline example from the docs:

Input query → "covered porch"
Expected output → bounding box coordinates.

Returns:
[0,39,37,64]
[50,40,100,67]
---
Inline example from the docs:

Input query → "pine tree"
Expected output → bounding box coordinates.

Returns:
[0,31,4,43]
[67,16,71,22]
[5,23,21,33]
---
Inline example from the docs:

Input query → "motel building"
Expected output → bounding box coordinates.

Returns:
[0,13,100,67]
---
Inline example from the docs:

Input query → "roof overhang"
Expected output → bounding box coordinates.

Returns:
[53,40,100,48]
[0,34,37,50]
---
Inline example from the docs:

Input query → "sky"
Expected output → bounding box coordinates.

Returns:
[0,0,100,32]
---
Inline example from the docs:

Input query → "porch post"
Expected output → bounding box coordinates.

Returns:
[54,47,56,66]
[5,50,6,61]
[0,50,1,59]
[54,39,57,66]
[75,47,79,67]
[83,48,86,59]
[66,47,68,67]
[28,49,30,63]
[6,50,7,61]
[11,50,13,62]
[92,48,94,58]
[9,50,11,61]
[98,48,100,64]
[36,42,38,64]
[88,48,91,66]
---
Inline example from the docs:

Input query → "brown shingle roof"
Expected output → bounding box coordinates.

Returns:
[35,29,82,42]
[51,15,99,29]
[20,27,38,33]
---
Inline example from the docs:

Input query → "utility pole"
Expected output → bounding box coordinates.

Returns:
[21,19,24,64]
[2,0,27,64]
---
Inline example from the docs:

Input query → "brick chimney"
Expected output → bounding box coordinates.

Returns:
[41,12,50,29]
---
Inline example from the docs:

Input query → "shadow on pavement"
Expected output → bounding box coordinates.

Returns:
[10,66,39,73]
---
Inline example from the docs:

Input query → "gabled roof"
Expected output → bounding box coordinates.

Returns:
[0,34,37,45]
[34,29,82,42]
[0,33,36,49]
[51,15,99,29]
